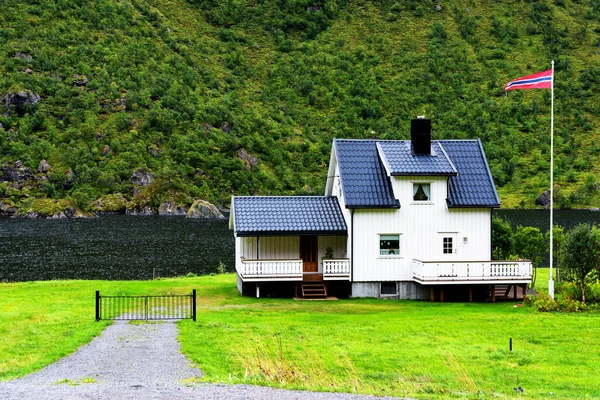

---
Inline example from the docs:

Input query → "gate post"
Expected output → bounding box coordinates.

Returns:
[95,291,100,321]
[192,289,197,322]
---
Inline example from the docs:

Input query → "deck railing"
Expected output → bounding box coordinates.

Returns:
[413,259,532,283]
[239,259,303,280]
[323,259,351,280]
[238,258,352,281]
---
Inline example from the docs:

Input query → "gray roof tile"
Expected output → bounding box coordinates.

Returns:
[377,141,457,175]
[442,139,500,208]
[334,139,400,209]
[232,196,347,236]
[335,139,499,209]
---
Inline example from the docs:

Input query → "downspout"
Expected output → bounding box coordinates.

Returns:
[351,208,355,292]
[490,209,493,260]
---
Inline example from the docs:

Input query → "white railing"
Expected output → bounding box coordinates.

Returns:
[413,259,532,283]
[323,259,351,280]
[239,259,303,280]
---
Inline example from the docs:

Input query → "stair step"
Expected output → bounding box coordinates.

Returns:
[301,281,327,299]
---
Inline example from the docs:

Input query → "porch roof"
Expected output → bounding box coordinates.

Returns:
[231,196,348,237]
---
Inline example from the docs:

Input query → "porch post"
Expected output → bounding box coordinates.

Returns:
[256,283,260,298]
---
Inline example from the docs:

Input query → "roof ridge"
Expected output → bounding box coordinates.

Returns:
[233,195,337,199]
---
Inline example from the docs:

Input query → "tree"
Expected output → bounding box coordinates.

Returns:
[514,226,545,288]
[492,217,513,260]
[560,223,600,302]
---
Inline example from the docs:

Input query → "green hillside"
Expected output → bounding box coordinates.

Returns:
[1,0,600,214]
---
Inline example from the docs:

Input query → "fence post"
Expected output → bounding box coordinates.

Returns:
[95,291,100,321]
[192,289,197,322]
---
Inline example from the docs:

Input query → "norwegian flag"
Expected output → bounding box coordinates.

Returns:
[504,69,552,91]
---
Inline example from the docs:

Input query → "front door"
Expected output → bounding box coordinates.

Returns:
[440,233,458,260]
[300,236,319,280]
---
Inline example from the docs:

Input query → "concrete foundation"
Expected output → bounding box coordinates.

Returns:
[236,274,257,297]
[351,281,429,300]
[237,275,428,300]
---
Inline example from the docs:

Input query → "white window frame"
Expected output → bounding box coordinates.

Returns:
[443,236,454,254]
[412,182,432,204]
[378,233,401,258]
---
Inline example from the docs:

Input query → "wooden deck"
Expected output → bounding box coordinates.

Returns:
[413,259,532,285]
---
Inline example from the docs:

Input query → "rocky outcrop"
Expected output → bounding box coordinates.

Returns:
[221,121,232,133]
[4,90,41,115]
[72,74,89,86]
[14,52,32,62]
[535,190,550,208]
[237,148,258,170]
[126,205,155,216]
[37,159,51,173]
[131,169,154,195]
[1,162,34,183]
[48,211,67,219]
[186,199,225,219]
[158,201,189,216]
[64,169,75,189]
[0,200,18,216]
[94,194,128,213]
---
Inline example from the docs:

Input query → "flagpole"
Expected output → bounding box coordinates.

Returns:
[549,60,555,299]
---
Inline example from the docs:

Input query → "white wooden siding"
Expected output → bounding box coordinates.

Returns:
[238,235,348,273]
[329,162,353,277]
[318,236,348,269]
[352,176,491,282]
[239,236,300,260]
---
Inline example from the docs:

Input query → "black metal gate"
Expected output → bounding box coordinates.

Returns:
[95,290,196,321]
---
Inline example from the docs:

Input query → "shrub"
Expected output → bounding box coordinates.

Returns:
[586,281,600,303]
[532,292,559,312]
[559,281,582,300]
[557,297,587,312]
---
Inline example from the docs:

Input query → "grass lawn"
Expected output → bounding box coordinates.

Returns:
[2,272,599,399]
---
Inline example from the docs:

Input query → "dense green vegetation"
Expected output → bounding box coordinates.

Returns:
[1,0,600,211]
[2,273,600,398]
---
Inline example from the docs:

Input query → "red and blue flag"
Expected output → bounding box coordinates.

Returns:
[504,69,552,91]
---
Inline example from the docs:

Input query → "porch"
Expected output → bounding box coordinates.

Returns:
[413,259,532,302]
[231,196,350,289]
[238,258,351,282]
[412,259,533,284]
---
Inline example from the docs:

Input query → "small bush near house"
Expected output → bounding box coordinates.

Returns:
[530,291,559,312]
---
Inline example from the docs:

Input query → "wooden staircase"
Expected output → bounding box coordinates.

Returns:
[491,284,526,301]
[301,281,327,299]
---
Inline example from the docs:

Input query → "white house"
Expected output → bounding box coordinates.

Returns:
[230,118,532,300]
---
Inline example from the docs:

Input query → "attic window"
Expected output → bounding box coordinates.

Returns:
[413,183,430,201]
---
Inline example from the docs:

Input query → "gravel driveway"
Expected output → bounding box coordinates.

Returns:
[0,321,399,400]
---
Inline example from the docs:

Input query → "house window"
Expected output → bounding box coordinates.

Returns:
[443,237,453,254]
[413,183,430,201]
[380,234,400,256]
[381,282,397,295]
